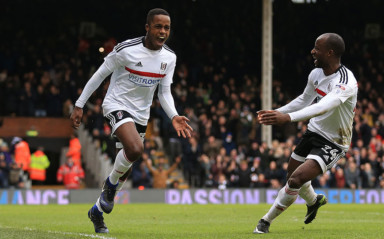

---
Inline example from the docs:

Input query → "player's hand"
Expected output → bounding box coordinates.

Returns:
[257,110,273,121]
[257,110,291,125]
[172,115,193,138]
[70,106,83,129]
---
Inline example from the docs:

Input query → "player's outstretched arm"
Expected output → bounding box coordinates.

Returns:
[70,106,83,129]
[257,110,291,125]
[172,115,193,138]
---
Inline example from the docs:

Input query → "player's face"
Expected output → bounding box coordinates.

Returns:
[145,14,171,50]
[311,36,329,68]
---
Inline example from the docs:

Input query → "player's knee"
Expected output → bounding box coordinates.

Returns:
[287,176,303,189]
[124,143,143,162]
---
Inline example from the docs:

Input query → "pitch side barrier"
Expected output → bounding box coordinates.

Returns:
[0,189,383,205]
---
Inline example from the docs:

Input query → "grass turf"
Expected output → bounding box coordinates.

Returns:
[0,203,383,239]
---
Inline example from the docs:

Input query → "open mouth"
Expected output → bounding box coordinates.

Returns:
[313,56,317,64]
[158,36,166,43]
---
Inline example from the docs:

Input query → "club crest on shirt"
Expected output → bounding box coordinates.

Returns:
[160,62,167,70]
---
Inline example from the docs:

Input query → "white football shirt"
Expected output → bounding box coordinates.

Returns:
[76,37,178,125]
[277,66,358,151]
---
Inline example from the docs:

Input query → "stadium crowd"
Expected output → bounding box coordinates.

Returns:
[1,1,384,190]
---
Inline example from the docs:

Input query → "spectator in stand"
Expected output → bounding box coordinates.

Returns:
[252,173,269,188]
[87,104,105,137]
[145,155,181,189]
[247,141,261,159]
[0,152,10,188]
[210,155,227,185]
[8,161,25,188]
[131,153,152,188]
[360,147,369,165]
[29,147,50,185]
[217,173,228,190]
[182,136,202,187]
[170,179,180,189]
[66,133,82,168]
[355,116,372,147]
[334,167,346,188]
[57,157,85,189]
[226,159,239,187]
[0,140,13,166]
[203,135,222,159]
[378,172,384,189]
[237,160,251,188]
[18,81,36,116]
[238,105,253,145]
[11,137,31,173]
[264,161,284,188]
[344,159,361,189]
[361,163,376,188]
[258,142,271,171]
[316,173,331,188]
[222,132,236,155]
[199,154,211,187]
[34,84,48,117]
[46,84,62,116]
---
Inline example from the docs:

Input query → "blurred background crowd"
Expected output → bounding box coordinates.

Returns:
[1,0,384,190]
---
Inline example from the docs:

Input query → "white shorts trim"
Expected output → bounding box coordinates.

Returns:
[307,154,327,173]
[291,152,306,162]
[111,118,134,135]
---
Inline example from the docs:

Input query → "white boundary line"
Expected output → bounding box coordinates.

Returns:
[0,225,116,239]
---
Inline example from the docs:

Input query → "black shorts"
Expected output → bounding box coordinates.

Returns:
[292,130,345,173]
[104,110,147,148]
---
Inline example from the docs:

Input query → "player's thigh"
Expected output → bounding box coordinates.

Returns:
[286,157,303,179]
[289,159,323,187]
[294,159,323,182]
[115,122,143,151]
[104,110,143,151]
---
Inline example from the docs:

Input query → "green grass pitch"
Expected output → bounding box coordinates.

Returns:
[0,203,383,239]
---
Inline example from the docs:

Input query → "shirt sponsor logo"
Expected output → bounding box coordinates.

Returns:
[128,74,161,87]
[125,66,164,87]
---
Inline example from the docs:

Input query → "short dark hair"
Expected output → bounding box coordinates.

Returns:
[324,33,345,58]
[146,8,170,24]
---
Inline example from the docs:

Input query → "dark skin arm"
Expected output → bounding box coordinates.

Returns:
[257,110,291,126]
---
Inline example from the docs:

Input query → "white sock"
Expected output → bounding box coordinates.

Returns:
[109,150,133,185]
[299,181,317,206]
[262,183,299,223]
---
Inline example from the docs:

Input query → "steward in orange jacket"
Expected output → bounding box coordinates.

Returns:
[57,158,85,189]
[66,134,82,167]
[12,137,31,172]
